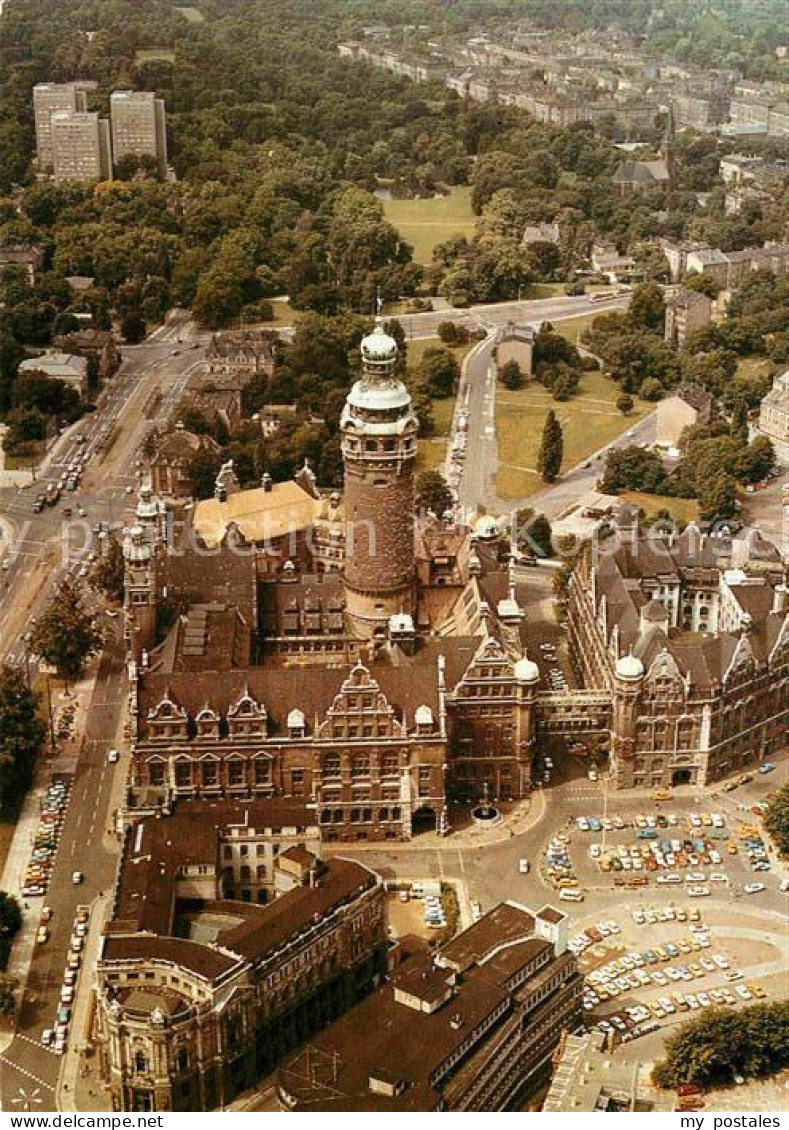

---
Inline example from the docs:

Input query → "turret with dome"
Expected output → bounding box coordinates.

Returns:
[340,312,419,636]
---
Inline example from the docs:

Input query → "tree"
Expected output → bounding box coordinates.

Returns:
[736,436,776,484]
[763,783,789,855]
[418,347,460,398]
[0,665,45,812]
[89,534,125,603]
[30,580,103,682]
[653,1003,789,1089]
[121,309,146,344]
[601,446,666,494]
[537,410,563,483]
[437,321,468,347]
[698,469,737,523]
[500,359,523,390]
[616,393,634,415]
[187,448,223,500]
[639,377,665,401]
[416,470,452,517]
[730,398,750,447]
[629,282,665,334]
[525,239,560,280]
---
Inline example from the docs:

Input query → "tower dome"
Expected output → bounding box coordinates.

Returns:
[360,320,398,364]
[615,652,644,681]
[515,654,540,684]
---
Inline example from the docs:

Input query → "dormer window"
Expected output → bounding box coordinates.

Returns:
[287,709,306,738]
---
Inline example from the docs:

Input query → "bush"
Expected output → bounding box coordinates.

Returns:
[639,377,665,401]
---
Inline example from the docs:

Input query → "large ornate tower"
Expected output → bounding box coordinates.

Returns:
[341,318,418,636]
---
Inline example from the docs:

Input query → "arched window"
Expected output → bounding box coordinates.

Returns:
[134,1052,148,1075]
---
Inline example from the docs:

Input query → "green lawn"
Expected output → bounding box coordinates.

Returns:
[549,310,611,345]
[256,298,304,327]
[134,48,176,64]
[621,491,700,524]
[0,818,15,878]
[495,371,651,500]
[382,187,476,265]
[736,356,775,385]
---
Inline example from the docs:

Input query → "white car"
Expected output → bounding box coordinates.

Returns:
[709,872,728,883]
[744,882,765,894]
[518,858,530,874]
[107,748,120,763]
[685,872,706,883]
[736,985,752,1001]
[589,844,601,859]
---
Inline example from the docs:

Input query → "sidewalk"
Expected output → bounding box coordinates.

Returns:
[58,891,112,1112]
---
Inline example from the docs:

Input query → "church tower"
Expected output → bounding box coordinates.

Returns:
[341,317,418,636]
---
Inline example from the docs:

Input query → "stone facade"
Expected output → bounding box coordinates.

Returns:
[94,818,386,1113]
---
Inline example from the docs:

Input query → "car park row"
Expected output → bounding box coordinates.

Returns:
[22,777,71,898]
[41,904,89,1055]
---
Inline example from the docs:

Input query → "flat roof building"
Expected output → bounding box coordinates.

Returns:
[277,901,582,1111]
[33,82,88,171]
[51,110,111,183]
[110,90,168,178]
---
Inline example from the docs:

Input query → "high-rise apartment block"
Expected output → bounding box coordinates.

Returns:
[110,90,168,177]
[33,82,87,171]
[50,110,112,183]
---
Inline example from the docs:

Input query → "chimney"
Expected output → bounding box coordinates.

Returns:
[773,583,788,614]
[262,471,273,493]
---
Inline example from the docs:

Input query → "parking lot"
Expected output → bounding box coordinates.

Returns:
[566,900,785,1047]
[565,798,780,899]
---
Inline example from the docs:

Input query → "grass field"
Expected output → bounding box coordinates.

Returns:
[736,356,775,385]
[259,298,301,327]
[621,490,700,524]
[382,187,476,265]
[495,370,651,500]
[135,48,176,64]
[175,6,204,22]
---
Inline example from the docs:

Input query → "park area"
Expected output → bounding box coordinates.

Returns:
[495,371,652,500]
[382,187,476,265]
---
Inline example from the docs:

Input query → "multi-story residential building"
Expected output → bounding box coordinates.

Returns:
[203,330,275,381]
[277,901,583,1111]
[110,91,168,178]
[50,110,111,183]
[664,286,713,347]
[755,369,789,466]
[93,800,386,1111]
[33,82,88,170]
[729,92,789,138]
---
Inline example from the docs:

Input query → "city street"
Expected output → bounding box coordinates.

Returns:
[0,630,129,1107]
